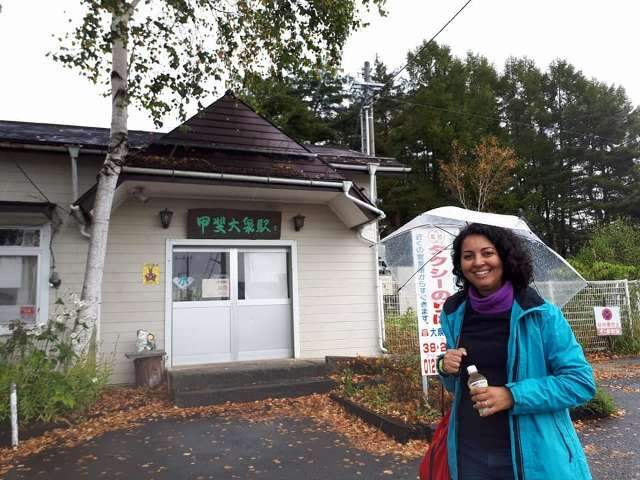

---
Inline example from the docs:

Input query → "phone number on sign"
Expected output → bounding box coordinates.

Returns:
[422,342,446,354]
[423,357,438,375]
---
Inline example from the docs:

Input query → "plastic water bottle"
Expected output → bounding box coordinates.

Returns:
[467,365,489,415]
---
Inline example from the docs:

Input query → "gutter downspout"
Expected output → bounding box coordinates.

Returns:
[343,178,388,354]
[369,164,387,355]
[67,146,91,239]
[341,181,385,218]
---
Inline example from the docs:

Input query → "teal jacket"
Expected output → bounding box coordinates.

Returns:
[437,287,595,480]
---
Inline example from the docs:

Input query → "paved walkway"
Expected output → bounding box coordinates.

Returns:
[3,416,421,480]
[3,358,639,480]
[579,358,640,480]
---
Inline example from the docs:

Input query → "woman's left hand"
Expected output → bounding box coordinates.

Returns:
[470,387,514,417]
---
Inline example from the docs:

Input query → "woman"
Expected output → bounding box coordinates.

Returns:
[436,223,595,480]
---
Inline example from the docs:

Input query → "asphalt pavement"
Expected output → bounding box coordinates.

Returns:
[3,358,640,480]
[2,415,421,480]
[579,359,640,480]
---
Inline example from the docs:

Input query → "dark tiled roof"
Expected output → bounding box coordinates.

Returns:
[0,120,156,149]
[303,144,407,169]
[0,93,406,179]
[154,93,311,156]
[129,148,344,181]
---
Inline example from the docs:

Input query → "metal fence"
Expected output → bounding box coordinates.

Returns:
[382,277,639,355]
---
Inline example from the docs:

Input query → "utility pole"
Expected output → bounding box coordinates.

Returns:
[354,61,387,359]
[354,61,384,158]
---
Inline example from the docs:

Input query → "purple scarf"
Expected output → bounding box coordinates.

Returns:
[468,280,514,314]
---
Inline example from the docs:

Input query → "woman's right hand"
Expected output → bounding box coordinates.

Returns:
[442,348,467,375]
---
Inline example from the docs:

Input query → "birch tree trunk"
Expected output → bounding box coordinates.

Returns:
[73,6,132,357]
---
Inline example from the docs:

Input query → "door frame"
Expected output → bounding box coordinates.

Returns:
[164,239,300,368]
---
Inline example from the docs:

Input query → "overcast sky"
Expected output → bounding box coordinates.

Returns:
[1,0,638,132]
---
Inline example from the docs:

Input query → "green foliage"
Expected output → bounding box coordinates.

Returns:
[339,367,357,397]
[242,37,640,247]
[0,297,111,425]
[334,355,441,423]
[240,69,352,144]
[384,309,418,332]
[571,387,616,419]
[569,259,640,281]
[381,354,422,403]
[610,320,640,355]
[569,220,640,280]
[573,220,640,268]
[51,0,386,127]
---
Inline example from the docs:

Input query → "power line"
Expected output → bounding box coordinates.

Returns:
[387,0,474,86]
[381,96,630,145]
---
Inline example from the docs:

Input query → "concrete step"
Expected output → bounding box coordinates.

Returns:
[168,359,328,393]
[173,376,336,407]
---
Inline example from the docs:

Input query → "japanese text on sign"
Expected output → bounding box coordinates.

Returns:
[594,306,622,336]
[412,228,458,376]
[187,209,281,240]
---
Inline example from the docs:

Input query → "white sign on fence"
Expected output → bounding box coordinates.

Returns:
[412,228,457,376]
[593,306,622,336]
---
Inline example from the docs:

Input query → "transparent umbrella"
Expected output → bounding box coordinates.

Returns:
[380,206,586,307]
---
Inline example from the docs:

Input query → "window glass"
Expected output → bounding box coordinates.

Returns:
[0,229,40,247]
[172,251,230,302]
[0,256,38,326]
[238,251,289,300]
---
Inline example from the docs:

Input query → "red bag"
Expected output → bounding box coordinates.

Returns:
[419,409,451,480]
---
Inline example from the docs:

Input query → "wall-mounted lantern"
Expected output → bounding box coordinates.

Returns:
[292,214,306,232]
[159,208,174,229]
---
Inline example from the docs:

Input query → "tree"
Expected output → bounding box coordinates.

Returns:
[52,0,386,357]
[439,136,517,211]
[240,69,351,144]
[570,220,640,280]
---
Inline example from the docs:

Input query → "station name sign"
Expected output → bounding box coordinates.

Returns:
[187,209,281,240]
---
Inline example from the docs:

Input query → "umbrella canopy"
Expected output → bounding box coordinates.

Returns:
[380,206,586,307]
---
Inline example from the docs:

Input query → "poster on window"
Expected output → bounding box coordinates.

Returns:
[594,306,622,336]
[412,228,458,376]
[202,278,230,298]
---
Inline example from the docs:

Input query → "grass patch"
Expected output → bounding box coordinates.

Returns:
[571,387,617,419]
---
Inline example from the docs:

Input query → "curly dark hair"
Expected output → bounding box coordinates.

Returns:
[451,223,533,292]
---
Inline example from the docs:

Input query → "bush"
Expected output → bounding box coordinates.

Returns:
[610,321,640,355]
[570,220,640,280]
[0,295,111,425]
[569,259,640,281]
[571,387,616,419]
[381,354,423,403]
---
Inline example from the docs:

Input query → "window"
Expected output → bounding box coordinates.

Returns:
[238,251,290,300]
[0,228,40,247]
[0,226,49,331]
[172,251,230,302]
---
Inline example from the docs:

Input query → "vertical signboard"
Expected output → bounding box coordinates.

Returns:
[412,228,457,376]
